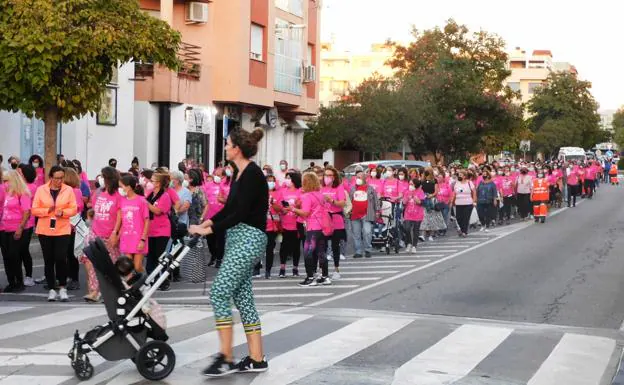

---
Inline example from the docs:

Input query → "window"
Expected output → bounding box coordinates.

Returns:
[331,80,347,93]
[274,19,303,95]
[528,82,542,94]
[275,0,303,17]
[507,82,520,92]
[307,44,313,64]
[97,87,117,126]
[250,24,264,61]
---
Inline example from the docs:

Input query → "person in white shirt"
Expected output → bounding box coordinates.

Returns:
[275,160,288,186]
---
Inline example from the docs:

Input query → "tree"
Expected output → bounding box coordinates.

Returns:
[612,108,624,149]
[0,0,181,170]
[527,71,602,155]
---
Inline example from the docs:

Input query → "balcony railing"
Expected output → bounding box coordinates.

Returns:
[132,41,202,80]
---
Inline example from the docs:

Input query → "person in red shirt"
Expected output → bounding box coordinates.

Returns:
[348,170,379,258]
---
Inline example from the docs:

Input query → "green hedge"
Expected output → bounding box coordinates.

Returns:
[619,158,624,170]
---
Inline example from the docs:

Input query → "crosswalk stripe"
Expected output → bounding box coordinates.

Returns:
[0,306,32,316]
[249,317,414,385]
[339,270,399,275]
[392,324,513,384]
[348,259,432,263]
[161,285,359,293]
[205,276,382,284]
[0,375,73,385]
[0,308,106,341]
[416,247,460,251]
[0,353,104,367]
[86,312,313,385]
[339,265,415,269]
[374,254,443,258]
[527,333,615,385]
[155,293,333,302]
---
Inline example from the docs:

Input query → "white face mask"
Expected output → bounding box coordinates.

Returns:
[280,164,287,171]
[183,180,189,188]
[370,171,377,178]
[433,171,439,177]
[398,175,405,181]
[356,178,364,186]
[497,171,504,175]
[213,176,222,184]
[32,161,40,168]
[225,169,233,177]
[445,172,450,177]
[385,171,393,178]
[97,176,105,187]
[267,181,276,190]
[118,187,127,197]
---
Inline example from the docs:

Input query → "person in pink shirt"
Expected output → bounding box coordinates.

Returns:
[1,170,32,292]
[82,166,122,302]
[289,172,329,286]
[254,175,281,279]
[499,166,516,224]
[381,166,401,202]
[17,164,37,286]
[566,163,580,207]
[402,178,425,252]
[146,172,172,282]
[209,166,232,268]
[203,173,225,267]
[367,165,383,196]
[583,161,597,199]
[436,174,452,233]
[321,167,346,280]
[140,169,155,198]
[277,172,302,277]
[63,168,84,291]
[397,168,410,198]
[28,154,46,186]
[119,174,150,273]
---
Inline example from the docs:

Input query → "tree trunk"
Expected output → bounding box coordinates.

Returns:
[44,107,59,177]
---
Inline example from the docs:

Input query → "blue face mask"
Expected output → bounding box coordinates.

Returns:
[267,181,276,190]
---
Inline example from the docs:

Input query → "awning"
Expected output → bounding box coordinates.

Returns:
[289,119,309,131]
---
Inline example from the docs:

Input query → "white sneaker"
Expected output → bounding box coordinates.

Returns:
[484,228,489,233]
[326,254,332,261]
[340,254,346,260]
[59,288,69,302]
[428,236,434,242]
[479,226,485,232]
[47,289,58,302]
[418,235,425,242]
[411,246,418,253]
[23,277,35,287]
[404,244,412,253]
[331,272,341,280]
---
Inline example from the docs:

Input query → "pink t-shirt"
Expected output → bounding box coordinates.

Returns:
[80,171,89,184]
[403,188,425,221]
[437,182,452,204]
[501,177,514,197]
[120,196,150,254]
[0,183,4,231]
[382,179,400,200]
[167,188,180,206]
[2,192,32,233]
[148,191,172,237]
[342,177,353,192]
[219,182,232,202]
[398,180,409,198]
[547,174,558,186]
[26,183,37,228]
[493,176,503,190]
[73,188,84,214]
[585,166,597,180]
[91,190,122,238]
[35,167,45,187]
[266,190,281,232]
[367,178,383,196]
[301,191,324,231]
[567,169,579,185]
[453,181,475,206]
[321,186,346,230]
[279,188,301,231]
[203,181,223,219]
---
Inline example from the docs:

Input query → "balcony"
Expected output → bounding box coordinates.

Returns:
[132,41,202,80]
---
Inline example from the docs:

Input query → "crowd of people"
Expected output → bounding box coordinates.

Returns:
[0,152,618,299]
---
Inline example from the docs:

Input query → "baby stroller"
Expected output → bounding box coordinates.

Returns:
[68,235,200,381]
[372,198,401,254]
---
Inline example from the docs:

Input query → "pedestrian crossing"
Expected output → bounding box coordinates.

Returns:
[0,305,619,385]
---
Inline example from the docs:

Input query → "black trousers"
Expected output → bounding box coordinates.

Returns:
[499,196,514,221]
[477,203,495,228]
[207,231,225,264]
[517,193,531,219]
[146,236,170,274]
[254,231,277,274]
[584,179,595,198]
[20,228,34,277]
[2,231,25,287]
[326,229,347,268]
[303,230,327,278]
[279,229,301,267]
[67,231,79,282]
[39,234,71,288]
[455,205,473,235]
[567,184,579,206]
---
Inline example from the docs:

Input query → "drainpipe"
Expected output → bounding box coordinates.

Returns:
[158,103,171,168]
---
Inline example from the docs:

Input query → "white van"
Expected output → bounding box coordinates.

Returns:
[558,147,587,163]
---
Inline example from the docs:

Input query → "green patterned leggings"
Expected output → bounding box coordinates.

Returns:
[211,223,267,334]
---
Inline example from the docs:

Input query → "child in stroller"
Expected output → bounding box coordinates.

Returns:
[68,235,199,381]
[371,198,402,254]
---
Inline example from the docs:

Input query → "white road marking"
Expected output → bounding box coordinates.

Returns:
[0,308,106,341]
[392,324,513,384]
[0,375,73,385]
[338,265,416,269]
[0,306,32,316]
[527,333,615,385]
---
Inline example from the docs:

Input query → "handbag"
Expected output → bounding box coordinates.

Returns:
[180,237,208,283]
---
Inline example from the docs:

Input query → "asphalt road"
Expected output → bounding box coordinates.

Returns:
[326,183,624,330]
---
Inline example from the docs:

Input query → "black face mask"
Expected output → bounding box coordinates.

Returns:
[10,162,18,170]
[457,176,464,182]
[110,163,117,168]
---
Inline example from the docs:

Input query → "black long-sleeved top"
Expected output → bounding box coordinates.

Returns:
[211,162,268,233]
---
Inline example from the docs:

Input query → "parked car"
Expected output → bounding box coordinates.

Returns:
[342,160,431,178]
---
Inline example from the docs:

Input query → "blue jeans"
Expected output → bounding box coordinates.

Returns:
[351,219,373,255]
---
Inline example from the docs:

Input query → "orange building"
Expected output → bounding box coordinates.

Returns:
[134,0,321,171]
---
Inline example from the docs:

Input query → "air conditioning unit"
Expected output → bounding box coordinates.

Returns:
[249,52,262,61]
[302,64,316,83]
[186,2,208,24]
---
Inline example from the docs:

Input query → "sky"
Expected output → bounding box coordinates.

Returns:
[321,0,622,111]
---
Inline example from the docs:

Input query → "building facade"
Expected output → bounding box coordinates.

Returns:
[319,42,395,107]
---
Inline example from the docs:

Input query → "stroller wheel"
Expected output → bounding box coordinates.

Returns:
[136,340,176,381]
[74,359,94,381]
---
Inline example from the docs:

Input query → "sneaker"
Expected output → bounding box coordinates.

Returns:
[279,269,286,278]
[353,253,363,259]
[237,355,269,373]
[411,246,418,253]
[202,353,238,377]
[47,289,58,302]
[364,251,372,258]
[484,228,489,233]
[66,280,80,291]
[23,277,35,287]
[340,254,346,260]
[418,235,426,242]
[317,276,332,286]
[331,272,341,280]
[428,236,434,242]
[158,281,171,291]
[404,244,412,253]
[479,226,485,232]
[59,288,69,302]
[292,268,300,277]
[34,276,46,284]
[299,277,317,287]
[214,260,222,269]
[326,254,332,261]
[264,271,271,280]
